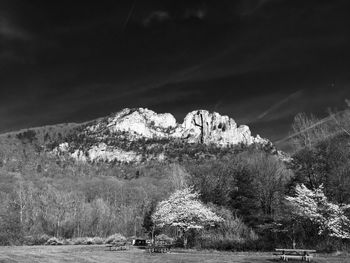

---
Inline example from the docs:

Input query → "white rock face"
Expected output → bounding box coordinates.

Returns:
[54,108,271,163]
[175,110,261,146]
[105,108,176,139]
[87,143,141,163]
[64,143,141,163]
[96,108,268,146]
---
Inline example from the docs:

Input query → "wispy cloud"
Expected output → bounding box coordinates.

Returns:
[237,0,273,16]
[184,6,207,20]
[0,13,36,66]
[143,10,171,27]
[0,16,31,40]
[121,0,137,31]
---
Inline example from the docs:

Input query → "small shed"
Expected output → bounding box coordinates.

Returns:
[131,237,147,247]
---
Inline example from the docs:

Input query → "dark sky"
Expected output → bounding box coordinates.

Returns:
[1,0,350,150]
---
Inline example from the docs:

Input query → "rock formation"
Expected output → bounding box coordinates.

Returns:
[176,110,268,146]
[89,108,268,146]
[54,108,271,163]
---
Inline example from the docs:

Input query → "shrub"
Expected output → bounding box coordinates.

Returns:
[16,130,37,144]
[72,237,87,245]
[23,234,51,245]
[71,237,99,245]
[155,234,174,244]
[23,236,36,246]
[173,237,184,248]
[86,237,94,245]
[63,239,73,245]
[92,237,104,244]
[38,234,51,245]
[86,237,95,245]
[195,205,259,250]
[105,233,126,244]
[45,237,63,246]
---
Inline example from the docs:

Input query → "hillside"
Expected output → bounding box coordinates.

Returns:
[1,108,283,166]
[1,106,349,251]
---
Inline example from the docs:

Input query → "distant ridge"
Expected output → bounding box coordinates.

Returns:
[49,108,281,163]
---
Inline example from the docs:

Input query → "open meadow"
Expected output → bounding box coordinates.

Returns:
[0,246,348,263]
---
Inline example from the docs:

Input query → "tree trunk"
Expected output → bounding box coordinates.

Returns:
[57,220,60,237]
[151,225,155,245]
[183,230,188,248]
[19,208,23,226]
[134,221,137,236]
[292,225,296,249]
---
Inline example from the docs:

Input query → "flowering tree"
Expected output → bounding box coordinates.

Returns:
[152,187,223,247]
[286,184,350,239]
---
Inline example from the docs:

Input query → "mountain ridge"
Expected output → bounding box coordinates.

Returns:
[50,108,283,163]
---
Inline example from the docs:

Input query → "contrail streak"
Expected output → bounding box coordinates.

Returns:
[257,90,303,120]
[274,115,332,144]
[122,0,136,32]
[274,109,349,144]
[113,45,239,99]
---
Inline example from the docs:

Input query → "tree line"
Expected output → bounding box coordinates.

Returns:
[0,104,350,250]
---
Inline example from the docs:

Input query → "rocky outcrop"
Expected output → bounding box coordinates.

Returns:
[176,110,268,146]
[103,108,177,138]
[89,108,268,146]
[53,108,271,163]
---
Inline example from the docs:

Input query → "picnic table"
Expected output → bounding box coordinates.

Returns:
[274,248,316,262]
[147,244,172,254]
[105,241,128,251]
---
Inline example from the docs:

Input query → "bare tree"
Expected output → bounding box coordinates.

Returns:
[245,152,292,217]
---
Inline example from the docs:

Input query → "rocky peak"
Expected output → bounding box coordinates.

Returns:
[102,108,177,138]
[179,110,267,146]
[94,108,268,146]
[54,108,271,163]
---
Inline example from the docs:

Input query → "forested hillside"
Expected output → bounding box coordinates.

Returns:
[0,106,349,251]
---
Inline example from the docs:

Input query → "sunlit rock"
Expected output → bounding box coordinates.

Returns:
[53,108,272,163]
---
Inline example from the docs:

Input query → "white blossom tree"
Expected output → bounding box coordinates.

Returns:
[286,184,350,239]
[152,187,223,247]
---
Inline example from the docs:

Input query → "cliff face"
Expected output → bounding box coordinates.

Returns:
[178,110,267,146]
[89,108,268,145]
[100,108,178,139]
[53,108,272,163]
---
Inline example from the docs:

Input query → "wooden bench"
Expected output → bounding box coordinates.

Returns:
[106,244,114,251]
[105,241,128,251]
[147,244,171,254]
[274,249,316,262]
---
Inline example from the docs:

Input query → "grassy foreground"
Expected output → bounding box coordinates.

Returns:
[0,245,348,263]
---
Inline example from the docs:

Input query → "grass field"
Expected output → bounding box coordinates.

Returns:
[0,245,348,263]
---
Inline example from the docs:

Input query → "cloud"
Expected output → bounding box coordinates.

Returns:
[184,7,207,20]
[236,0,278,16]
[0,16,31,40]
[0,50,26,65]
[143,11,171,27]
[0,14,35,66]
[142,4,207,27]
